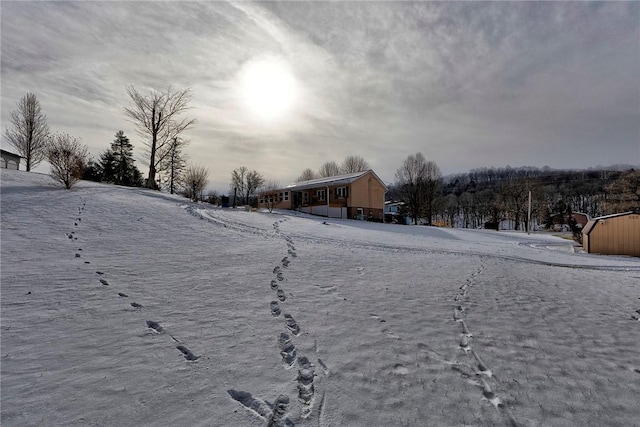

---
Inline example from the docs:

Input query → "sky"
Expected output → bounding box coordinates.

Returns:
[1,1,639,193]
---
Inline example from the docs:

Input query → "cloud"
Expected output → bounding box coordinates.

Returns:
[2,1,638,192]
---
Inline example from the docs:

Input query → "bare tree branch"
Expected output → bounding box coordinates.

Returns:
[124,85,196,189]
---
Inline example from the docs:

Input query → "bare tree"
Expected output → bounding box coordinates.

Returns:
[4,92,50,171]
[604,169,640,213]
[159,137,188,194]
[46,133,89,189]
[318,161,341,177]
[124,85,196,189]
[231,166,248,204]
[423,160,442,226]
[261,179,281,213]
[245,169,265,207]
[297,168,317,182]
[340,155,370,174]
[183,164,209,202]
[395,153,427,225]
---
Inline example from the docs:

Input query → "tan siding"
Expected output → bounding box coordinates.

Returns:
[586,214,640,257]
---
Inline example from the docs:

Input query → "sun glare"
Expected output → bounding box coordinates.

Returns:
[238,57,297,121]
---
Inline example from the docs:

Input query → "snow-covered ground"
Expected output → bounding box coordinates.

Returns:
[2,168,639,427]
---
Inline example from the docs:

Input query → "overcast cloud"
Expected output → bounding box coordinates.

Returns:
[2,1,638,192]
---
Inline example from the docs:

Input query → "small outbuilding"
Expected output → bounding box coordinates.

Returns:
[1,149,22,170]
[582,211,640,257]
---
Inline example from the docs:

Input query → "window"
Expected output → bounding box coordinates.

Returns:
[284,192,289,201]
[317,189,326,201]
[336,186,348,198]
[302,192,309,202]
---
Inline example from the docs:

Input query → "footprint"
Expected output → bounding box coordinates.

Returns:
[284,314,300,336]
[287,243,296,250]
[392,363,409,375]
[297,356,315,409]
[96,271,104,275]
[227,390,272,419]
[277,289,286,302]
[279,333,297,367]
[146,320,163,333]
[176,345,199,361]
[84,261,90,264]
[131,302,143,308]
[276,272,284,281]
[75,253,81,258]
[270,301,281,317]
[118,292,129,297]
[273,266,281,274]
[99,279,109,286]
[270,280,279,290]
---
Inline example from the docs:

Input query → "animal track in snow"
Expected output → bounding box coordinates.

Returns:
[284,314,300,336]
[276,271,284,281]
[277,289,286,302]
[146,320,164,333]
[96,271,104,275]
[99,279,109,286]
[75,253,81,258]
[118,292,128,297]
[270,280,279,290]
[131,302,143,308]
[176,345,199,361]
[273,266,281,274]
[270,301,281,317]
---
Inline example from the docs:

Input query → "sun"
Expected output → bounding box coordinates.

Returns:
[238,57,297,121]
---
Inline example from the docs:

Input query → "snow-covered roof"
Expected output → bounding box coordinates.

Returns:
[284,170,387,191]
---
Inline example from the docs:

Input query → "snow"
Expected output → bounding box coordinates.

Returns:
[2,168,640,427]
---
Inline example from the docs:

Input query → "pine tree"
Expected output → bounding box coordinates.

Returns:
[110,130,139,186]
[99,149,118,183]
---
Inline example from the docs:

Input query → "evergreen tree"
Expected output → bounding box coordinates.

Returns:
[99,149,118,183]
[110,130,140,186]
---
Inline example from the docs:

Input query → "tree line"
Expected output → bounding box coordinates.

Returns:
[390,159,639,230]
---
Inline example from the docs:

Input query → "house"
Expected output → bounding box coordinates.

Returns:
[582,211,640,257]
[1,149,22,170]
[259,170,388,221]
[384,200,410,224]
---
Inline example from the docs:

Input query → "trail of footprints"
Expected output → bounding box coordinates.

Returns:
[269,218,317,420]
[68,198,199,363]
[451,263,520,426]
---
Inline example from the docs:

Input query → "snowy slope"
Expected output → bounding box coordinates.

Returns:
[2,168,639,427]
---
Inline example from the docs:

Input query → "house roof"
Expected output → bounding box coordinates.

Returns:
[1,149,22,158]
[284,170,388,192]
[582,211,639,236]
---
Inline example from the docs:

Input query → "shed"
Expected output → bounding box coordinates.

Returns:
[582,211,640,257]
[1,149,22,170]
